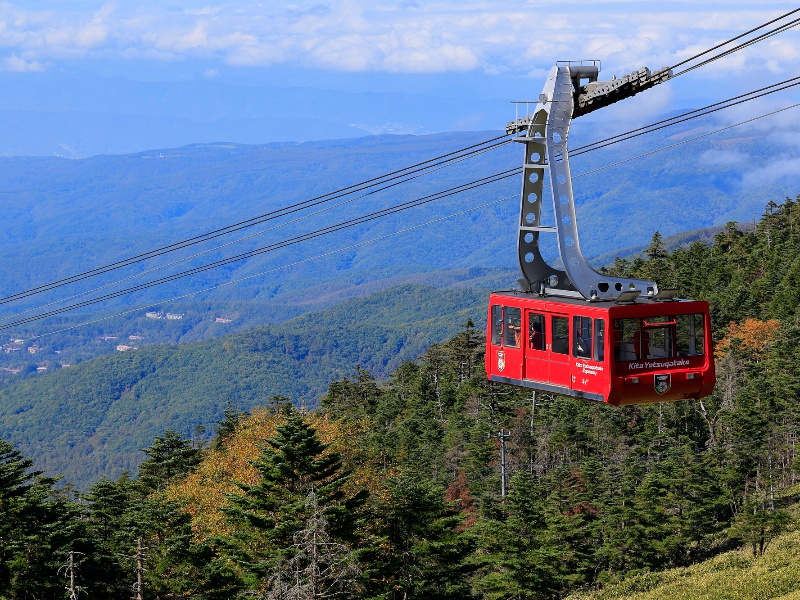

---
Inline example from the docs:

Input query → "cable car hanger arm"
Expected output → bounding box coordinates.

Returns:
[511,61,667,301]
[507,60,673,134]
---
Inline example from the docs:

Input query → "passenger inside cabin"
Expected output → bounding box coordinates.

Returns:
[505,309,522,348]
[530,321,543,350]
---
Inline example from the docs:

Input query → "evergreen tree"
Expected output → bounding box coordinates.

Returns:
[0,438,81,599]
[323,367,383,421]
[363,475,475,600]
[80,474,148,598]
[473,471,561,599]
[218,409,366,595]
[139,429,202,492]
[214,400,249,449]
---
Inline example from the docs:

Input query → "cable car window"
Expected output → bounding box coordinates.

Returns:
[594,318,605,362]
[552,316,569,355]
[572,316,592,359]
[613,319,640,361]
[491,305,503,346]
[529,313,545,351]
[614,314,705,362]
[505,307,522,348]
[645,316,675,359]
[676,314,705,356]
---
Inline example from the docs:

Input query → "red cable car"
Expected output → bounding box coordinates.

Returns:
[485,293,715,405]
[487,61,715,405]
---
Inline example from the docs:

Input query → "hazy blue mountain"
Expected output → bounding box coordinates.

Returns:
[0,124,793,347]
[0,73,506,157]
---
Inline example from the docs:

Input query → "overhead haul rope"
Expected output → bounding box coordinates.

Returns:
[666,7,800,73]
[0,134,512,305]
[0,170,518,330]
[573,76,800,154]
[573,102,800,179]
[671,16,800,78]
[5,83,799,330]
[21,195,517,341]
[0,141,507,323]
[572,76,800,157]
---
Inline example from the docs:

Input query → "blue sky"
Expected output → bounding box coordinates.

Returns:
[0,1,799,157]
[2,2,797,82]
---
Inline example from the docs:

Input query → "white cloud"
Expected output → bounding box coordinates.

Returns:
[0,1,797,80]
[741,156,800,188]
[699,148,748,167]
[3,53,44,71]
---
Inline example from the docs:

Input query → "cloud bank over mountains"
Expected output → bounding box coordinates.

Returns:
[1,1,798,78]
[0,1,798,158]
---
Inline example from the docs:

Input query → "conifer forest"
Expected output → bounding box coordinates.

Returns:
[5,197,800,598]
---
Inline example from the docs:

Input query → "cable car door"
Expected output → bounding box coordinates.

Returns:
[524,310,548,382]
[549,314,571,389]
[500,306,524,380]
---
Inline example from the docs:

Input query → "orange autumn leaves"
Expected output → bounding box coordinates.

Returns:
[165,408,388,540]
[715,318,781,360]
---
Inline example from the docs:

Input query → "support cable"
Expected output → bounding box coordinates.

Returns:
[6,82,799,329]
[667,8,800,71]
[570,77,800,158]
[0,142,506,322]
[573,76,800,154]
[0,170,517,330]
[0,134,511,305]
[5,11,800,307]
[23,195,516,341]
[672,16,800,77]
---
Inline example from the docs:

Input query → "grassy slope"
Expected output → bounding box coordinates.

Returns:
[568,500,800,600]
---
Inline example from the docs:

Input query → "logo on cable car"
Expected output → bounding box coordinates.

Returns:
[497,351,506,372]
[654,374,671,395]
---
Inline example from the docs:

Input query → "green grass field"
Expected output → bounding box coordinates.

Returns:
[569,508,800,600]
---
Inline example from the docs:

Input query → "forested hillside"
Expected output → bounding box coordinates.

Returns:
[0,284,486,487]
[2,196,800,598]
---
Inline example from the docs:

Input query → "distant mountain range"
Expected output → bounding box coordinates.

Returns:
[0,74,506,157]
[0,125,794,337]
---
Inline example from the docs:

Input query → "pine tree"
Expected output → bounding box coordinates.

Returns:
[219,409,366,595]
[363,475,475,600]
[139,429,202,492]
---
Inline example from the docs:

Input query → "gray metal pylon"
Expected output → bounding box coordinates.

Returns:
[515,63,659,301]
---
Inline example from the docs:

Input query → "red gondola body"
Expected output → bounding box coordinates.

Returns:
[485,292,715,406]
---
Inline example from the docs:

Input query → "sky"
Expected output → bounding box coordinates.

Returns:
[2,2,798,84]
[0,1,799,155]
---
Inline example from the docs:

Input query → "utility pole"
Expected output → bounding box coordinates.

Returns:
[489,429,511,497]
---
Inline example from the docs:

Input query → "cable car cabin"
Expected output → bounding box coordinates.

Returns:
[485,292,715,406]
